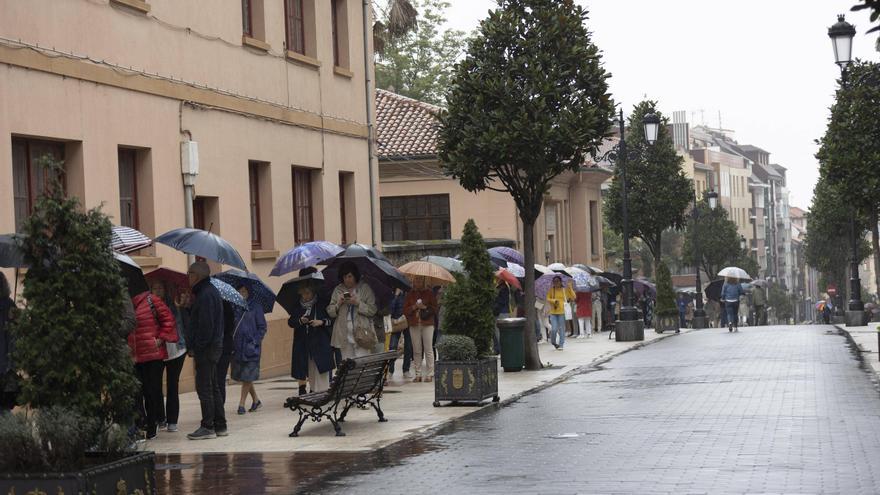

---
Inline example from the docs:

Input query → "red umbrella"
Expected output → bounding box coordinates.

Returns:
[145,267,189,294]
[495,268,522,290]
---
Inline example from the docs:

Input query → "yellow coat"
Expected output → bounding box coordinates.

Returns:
[546,286,575,315]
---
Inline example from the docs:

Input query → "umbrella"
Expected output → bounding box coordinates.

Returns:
[633,278,657,299]
[0,234,26,268]
[270,241,344,277]
[573,263,603,275]
[717,266,752,281]
[398,261,456,287]
[322,247,412,307]
[114,252,149,297]
[599,272,623,286]
[535,272,573,300]
[570,268,599,293]
[548,262,570,275]
[488,246,524,265]
[495,268,522,290]
[215,269,277,313]
[144,267,189,294]
[210,277,248,310]
[347,243,391,264]
[276,272,325,315]
[704,279,724,302]
[505,262,525,278]
[155,228,247,271]
[110,226,152,254]
[421,255,465,274]
[593,276,616,289]
[473,251,509,269]
[751,279,769,288]
[815,301,826,310]
[534,264,553,276]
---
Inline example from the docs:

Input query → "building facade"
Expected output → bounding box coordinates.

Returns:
[1,0,377,389]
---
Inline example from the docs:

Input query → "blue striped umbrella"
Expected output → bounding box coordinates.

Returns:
[215,269,276,313]
[271,241,344,277]
[111,225,152,254]
[210,277,248,310]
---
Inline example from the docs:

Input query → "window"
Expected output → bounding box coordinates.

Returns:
[284,0,306,54]
[589,201,599,256]
[242,0,253,36]
[331,0,349,68]
[380,194,450,242]
[118,148,138,228]
[332,0,340,66]
[292,168,313,244]
[339,178,346,244]
[248,162,261,248]
[12,137,65,232]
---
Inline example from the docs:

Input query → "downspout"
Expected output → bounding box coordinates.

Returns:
[180,102,197,265]
[362,0,377,246]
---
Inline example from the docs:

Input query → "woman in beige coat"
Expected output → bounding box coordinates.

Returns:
[326,262,378,359]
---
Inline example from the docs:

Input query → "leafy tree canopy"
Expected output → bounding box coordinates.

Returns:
[375,0,468,105]
[682,198,745,281]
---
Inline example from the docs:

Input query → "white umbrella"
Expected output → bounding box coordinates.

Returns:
[717,266,752,280]
[534,264,553,275]
[110,225,152,254]
[505,262,526,278]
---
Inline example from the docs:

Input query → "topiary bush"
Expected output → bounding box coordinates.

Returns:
[440,219,496,357]
[655,262,677,318]
[436,335,478,362]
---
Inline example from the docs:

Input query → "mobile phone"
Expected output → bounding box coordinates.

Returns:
[343,291,351,299]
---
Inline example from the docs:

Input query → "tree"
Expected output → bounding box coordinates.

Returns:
[12,159,139,428]
[440,219,496,357]
[373,0,419,55]
[768,286,793,322]
[816,60,880,295]
[604,102,692,276]
[681,198,742,281]
[736,251,761,282]
[375,0,468,105]
[851,1,880,36]
[439,0,614,370]
[654,262,676,318]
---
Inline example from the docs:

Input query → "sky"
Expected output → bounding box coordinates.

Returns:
[441,0,880,209]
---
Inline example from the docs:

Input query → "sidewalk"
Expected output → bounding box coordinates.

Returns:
[834,321,880,380]
[146,329,681,454]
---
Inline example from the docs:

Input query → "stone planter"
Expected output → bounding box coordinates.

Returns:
[433,357,500,406]
[654,314,679,334]
[0,451,157,495]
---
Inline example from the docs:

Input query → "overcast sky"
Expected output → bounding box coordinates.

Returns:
[442,0,879,209]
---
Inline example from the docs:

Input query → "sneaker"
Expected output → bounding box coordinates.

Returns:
[237,406,246,415]
[215,427,229,437]
[187,427,216,440]
[166,423,178,432]
[249,400,263,412]
[404,370,414,379]
[158,421,168,430]
[146,427,158,440]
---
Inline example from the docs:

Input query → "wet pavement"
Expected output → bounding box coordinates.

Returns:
[156,325,880,494]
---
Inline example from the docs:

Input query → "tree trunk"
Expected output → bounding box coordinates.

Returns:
[521,219,542,370]
[653,232,663,278]
[872,208,880,300]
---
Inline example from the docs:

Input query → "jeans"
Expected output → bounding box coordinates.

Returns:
[195,353,226,431]
[549,314,566,348]
[388,329,412,374]
[724,301,739,328]
[215,353,231,407]
[161,353,186,425]
[135,360,165,433]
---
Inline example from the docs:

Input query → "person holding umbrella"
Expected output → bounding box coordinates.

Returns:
[327,262,378,359]
[149,280,188,433]
[231,282,268,415]
[404,276,438,382]
[546,276,575,350]
[288,271,334,395]
[721,277,745,333]
[575,288,593,338]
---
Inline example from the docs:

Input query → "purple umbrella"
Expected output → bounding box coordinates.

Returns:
[271,241,344,277]
[633,279,657,299]
[570,268,599,293]
[488,246,524,265]
[535,272,573,300]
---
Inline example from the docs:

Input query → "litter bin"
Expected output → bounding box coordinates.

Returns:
[497,317,525,372]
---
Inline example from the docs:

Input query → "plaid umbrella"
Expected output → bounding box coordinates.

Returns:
[535,272,572,300]
[215,269,276,313]
[270,241,344,277]
[488,246,524,265]
[110,226,152,254]
[210,277,248,310]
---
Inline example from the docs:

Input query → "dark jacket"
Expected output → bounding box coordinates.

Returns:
[493,284,511,317]
[187,277,224,357]
[0,297,14,374]
[289,298,334,380]
[233,298,267,363]
[390,291,406,319]
[221,301,239,357]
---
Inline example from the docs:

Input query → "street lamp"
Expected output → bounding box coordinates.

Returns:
[613,108,660,341]
[740,235,747,251]
[691,189,718,329]
[828,14,867,327]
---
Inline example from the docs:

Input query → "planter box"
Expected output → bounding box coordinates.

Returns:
[0,451,156,495]
[433,357,500,406]
[654,314,679,334]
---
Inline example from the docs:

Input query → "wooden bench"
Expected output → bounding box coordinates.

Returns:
[284,351,397,437]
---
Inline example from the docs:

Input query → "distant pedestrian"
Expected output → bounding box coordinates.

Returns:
[685,301,694,328]
[677,293,688,329]
[388,288,412,379]
[185,262,227,440]
[404,276,438,382]
[289,277,333,395]
[752,286,767,326]
[546,276,575,350]
[327,262,378,359]
[232,283,267,415]
[822,300,832,324]
[150,281,188,433]
[0,273,18,413]
[575,290,592,338]
[721,278,745,333]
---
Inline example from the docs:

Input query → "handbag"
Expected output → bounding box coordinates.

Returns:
[391,316,409,333]
[418,307,434,322]
[353,317,378,349]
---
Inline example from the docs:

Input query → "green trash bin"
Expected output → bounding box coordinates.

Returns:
[497,317,525,372]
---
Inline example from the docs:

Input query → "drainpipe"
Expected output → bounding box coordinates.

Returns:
[362,0,377,246]
[180,136,199,266]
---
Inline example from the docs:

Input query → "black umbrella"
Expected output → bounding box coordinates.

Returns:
[0,234,26,268]
[155,228,247,271]
[114,252,149,297]
[276,272,325,315]
[346,243,392,264]
[704,279,724,302]
[215,269,277,314]
[322,248,411,308]
[599,272,623,286]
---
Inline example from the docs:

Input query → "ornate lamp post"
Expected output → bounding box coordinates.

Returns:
[828,14,868,327]
[691,189,718,329]
[614,109,660,341]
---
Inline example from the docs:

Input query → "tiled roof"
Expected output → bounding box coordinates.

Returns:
[375,89,442,160]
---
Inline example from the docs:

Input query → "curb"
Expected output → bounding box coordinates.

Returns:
[833,324,880,391]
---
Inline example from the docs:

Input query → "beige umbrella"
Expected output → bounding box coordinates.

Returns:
[399,260,456,286]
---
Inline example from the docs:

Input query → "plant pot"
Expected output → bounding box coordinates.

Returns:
[0,451,157,495]
[433,357,500,406]
[654,314,679,334]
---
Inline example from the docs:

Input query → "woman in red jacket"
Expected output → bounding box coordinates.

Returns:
[128,290,178,439]
[575,290,593,338]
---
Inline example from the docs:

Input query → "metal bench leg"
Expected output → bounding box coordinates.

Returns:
[289,410,308,438]
[338,401,355,423]
[330,416,345,437]
[370,400,387,422]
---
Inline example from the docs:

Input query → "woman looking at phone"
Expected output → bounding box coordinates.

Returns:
[288,277,333,395]
[327,262,378,359]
